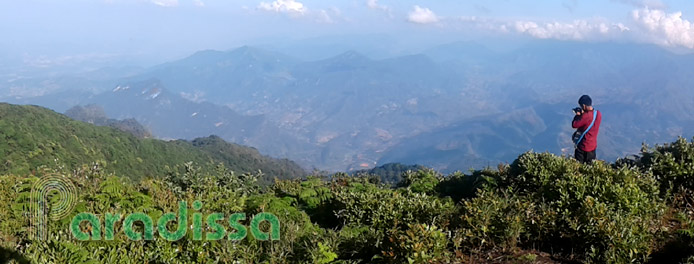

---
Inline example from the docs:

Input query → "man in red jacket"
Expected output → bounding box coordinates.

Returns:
[572,95,602,163]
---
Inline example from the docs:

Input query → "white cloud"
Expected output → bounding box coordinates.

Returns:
[366,0,393,19]
[614,23,631,32]
[151,0,178,7]
[512,20,629,40]
[632,8,694,49]
[407,5,439,24]
[612,0,666,9]
[193,0,204,7]
[367,0,388,11]
[446,15,630,41]
[258,0,307,15]
[256,1,343,24]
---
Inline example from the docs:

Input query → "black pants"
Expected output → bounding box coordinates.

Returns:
[575,148,596,163]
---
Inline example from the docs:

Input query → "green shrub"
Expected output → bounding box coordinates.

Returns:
[398,168,441,194]
[382,223,450,263]
[436,169,500,203]
[504,152,666,263]
[334,186,456,231]
[455,189,532,251]
[639,137,694,196]
[336,225,383,261]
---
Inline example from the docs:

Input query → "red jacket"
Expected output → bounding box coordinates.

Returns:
[572,109,601,152]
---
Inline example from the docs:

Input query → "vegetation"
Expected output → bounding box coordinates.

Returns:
[353,163,427,185]
[2,103,694,263]
[0,103,305,183]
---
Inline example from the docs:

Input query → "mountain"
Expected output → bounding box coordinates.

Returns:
[256,34,414,60]
[64,48,480,171]
[0,64,144,107]
[84,79,317,167]
[423,41,501,65]
[379,106,552,172]
[5,41,694,172]
[134,46,301,108]
[65,104,152,138]
[0,103,306,183]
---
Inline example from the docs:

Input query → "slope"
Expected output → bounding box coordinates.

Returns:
[0,103,306,182]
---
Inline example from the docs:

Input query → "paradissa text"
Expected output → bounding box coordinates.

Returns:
[70,201,280,241]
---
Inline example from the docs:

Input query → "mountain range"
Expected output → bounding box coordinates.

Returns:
[3,39,694,172]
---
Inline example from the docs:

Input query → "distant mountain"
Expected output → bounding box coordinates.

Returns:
[0,103,305,183]
[84,79,317,168]
[0,65,144,105]
[5,40,694,172]
[423,41,500,65]
[379,106,552,172]
[90,48,484,171]
[65,104,152,138]
[134,46,301,107]
[256,34,418,60]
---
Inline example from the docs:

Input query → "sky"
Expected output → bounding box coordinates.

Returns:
[2,0,694,69]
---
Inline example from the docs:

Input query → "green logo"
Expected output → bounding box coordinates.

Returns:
[31,175,280,241]
[30,174,78,240]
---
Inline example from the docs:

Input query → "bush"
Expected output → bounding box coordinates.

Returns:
[503,152,666,263]
[382,223,450,263]
[398,168,441,194]
[436,168,500,203]
[334,183,456,231]
[455,189,533,252]
[639,137,694,196]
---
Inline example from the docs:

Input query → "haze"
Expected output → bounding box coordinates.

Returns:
[3,0,694,70]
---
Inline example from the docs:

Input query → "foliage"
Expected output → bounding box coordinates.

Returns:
[333,181,456,232]
[382,224,450,263]
[0,103,305,184]
[455,189,532,251]
[353,163,427,185]
[4,110,694,263]
[501,152,665,263]
[435,168,500,203]
[639,137,694,196]
[397,168,441,194]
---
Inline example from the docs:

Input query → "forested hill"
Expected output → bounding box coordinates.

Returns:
[0,103,306,182]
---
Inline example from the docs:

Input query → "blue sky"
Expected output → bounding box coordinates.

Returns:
[2,0,694,67]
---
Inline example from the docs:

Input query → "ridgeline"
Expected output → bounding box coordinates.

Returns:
[0,103,305,183]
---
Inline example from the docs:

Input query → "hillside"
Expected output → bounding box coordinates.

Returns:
[1,136,694,263]
[0,103,305,182]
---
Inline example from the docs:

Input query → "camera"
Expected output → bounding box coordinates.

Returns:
[573,107,582,114]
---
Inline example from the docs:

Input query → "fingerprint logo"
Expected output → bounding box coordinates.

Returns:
[30,174,77,240]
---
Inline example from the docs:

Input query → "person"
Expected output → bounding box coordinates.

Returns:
[572,95,602,163]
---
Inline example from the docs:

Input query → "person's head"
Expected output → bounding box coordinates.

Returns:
[578,95,592,111]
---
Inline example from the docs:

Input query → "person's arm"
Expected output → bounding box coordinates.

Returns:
[572,113,587,129]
